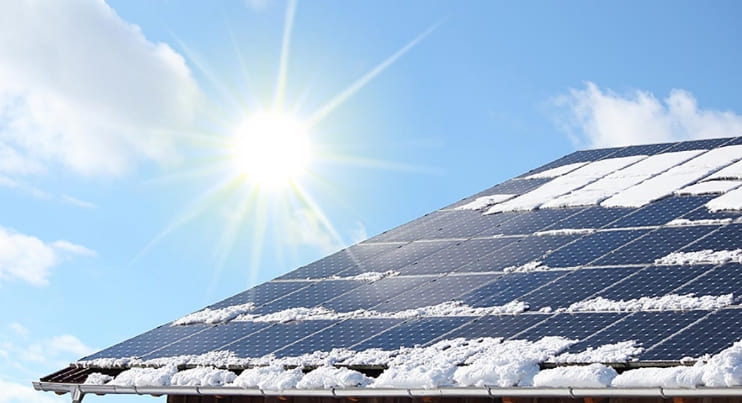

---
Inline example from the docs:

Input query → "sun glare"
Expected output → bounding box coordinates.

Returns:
[231,112,311,187]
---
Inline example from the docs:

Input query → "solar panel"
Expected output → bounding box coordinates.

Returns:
[143,322,271,358]
[442,314,549,340]
[352,317,473,350]
[518,312,627,341]
[597,265,714,301]
[592,225,717,266]
[277,243,403,280]
[680,223,742,251]
[447,178,551,209]
[606,195,715,228]
[542,229,650,268]
[252,279,366,314]
[460,271,565,307]
[223,321,337,358]
[274,318,403,357]
[399,238,519,275]
[675,263,742,302]
[368,210,452,242]
[81,324,211,361]
[519,147,622,178]
[321,276,432,312]
[209,281,313,310]
[668,137,732,151]
[643,308,742,360]
[607,142,676,158]
[374,274,501,312]
[456,234,581,272]
[423,210,518,240]
[539,206,635,230]
[492,208,585,235]
[337,240,457,276]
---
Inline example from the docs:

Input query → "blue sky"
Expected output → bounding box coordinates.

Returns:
[2,1,742,402]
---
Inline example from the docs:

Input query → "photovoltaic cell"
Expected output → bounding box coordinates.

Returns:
[724,137,742,146]
[338,240,457,276]
[142,322,271,358]
[519,148,621,178]
[277,243,403,280]
[275,318,403,357]
[491,209,584,236]
[460,271,565,307]
[597,265,713,301]
[592,226,717,266]
[399,238,519,275]
[565,311,708,360]
[680,205,742,222]
[522,267,639,311]
[543,229,649,268]
[540,206,634,231]
[676,263,742,303]
[81,324,211,361]
[519,312,627,341]
[253,280,366,314]
[680,224,742,252]
[223,320,336,358]
[352,317,473,350]
[208,281,313,310]
[374,274,501,312]
[447,178,551,209]
[643,309,742,360]
[456,235,581,272]
[321,276,433,312]
[424,210,519,240]
[443,314,549,340]
[606,196,715,228]
[667,138,732,151]
[608,142,676,158]
[368,211,452,243]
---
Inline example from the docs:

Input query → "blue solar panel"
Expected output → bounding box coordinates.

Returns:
[447,178,551,209]
[680,205,742,221]
[338,240,457,276]
[399,238,519,275]
[352,317,473,350]
[375,274,501,312]
[519,148,622,178]
[209,281,313,310]
[523,267,639,311]
[277,243,403,280]
[253,280,366,314]
[424,211,518,240]
[607,196,715,228]
[543,229,650,268]
[608,142,676,158]
[680,223,742,251]
[143,322,271,358]
[443,314,549,340]
[223,321,336,358]
[566,311,708,360]
[519,313,628,341]
[461,271,565,307]
[597,265,713,301]
[593,226,717,266]
[275,318,403,357]
[322,276,432,312]
[643,309,742,360]
[540,206,635,231]
[493,209,585,236]
[676,263,742,303]
[668,138,732,151]
[81,324,211,361]
[456,235,581,272]
[368,211,452,242]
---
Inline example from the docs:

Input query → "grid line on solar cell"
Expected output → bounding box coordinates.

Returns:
[680,204,742,221]
[277,243,404,280]
[460,271,566,307]
[596,264,713,301]
[221,320,337,358]
[543,229,650,268]
[142,322,272,358]
[81,324,212,361]
[539,206,635,231]
[209,281,315,310]
[273,318,403,357]
[336,240,457,276]
[456,234,582,273]
[398,238,522,275]
[435,314,551,342]
[321,276,434,312]
[675,263,742,303]
[591,225,717,266]
[606,196,715,229]
[565,311,708,360]
[513,312,628,341]
[487,208,586,236]
[679,223,742,252]
[252,279,366,314]
[373,274,502,312]
[520,267,641,311]
[351,317,473,350]
[642,308,742,361]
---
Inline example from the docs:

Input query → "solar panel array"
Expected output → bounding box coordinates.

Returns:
[79,137,742,367]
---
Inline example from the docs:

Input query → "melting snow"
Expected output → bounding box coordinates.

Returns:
[503,261,552,273]
[455,194,516,211]
[532,363,617,387]
[707,187,742,212]
[534,228,596,236]
[172,303,257,326]
[111,365,178,387]
[233,365,303,390]
[656,249,742,265]
[708,159,742,180]
[83,373,112,385]
[297,366,372,389]
[612,365,705,388]
[562,294,733,313]
[552,341,643,363]
[337,271,399,282]
[676,180,742,196]
[667,218,734,227]
[170,367,236,386]
[525,162,589,179]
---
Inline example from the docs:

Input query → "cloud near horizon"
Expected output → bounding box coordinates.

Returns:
[0,0,200,178]
[554,82,742,148]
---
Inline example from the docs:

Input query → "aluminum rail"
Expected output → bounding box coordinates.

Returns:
[33,381,742,402]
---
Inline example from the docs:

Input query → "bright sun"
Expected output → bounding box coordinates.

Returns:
[231,112,311,187]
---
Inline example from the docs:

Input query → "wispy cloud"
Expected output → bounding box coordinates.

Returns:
[0,379,64,403]
[0,226,95,287]
[0,0,200,178]
[553,82,742,148]
[287,208,341,254]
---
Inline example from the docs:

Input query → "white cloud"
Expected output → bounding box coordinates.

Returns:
[0,0,200,177]
[554,82,742,148]
[22,334,94,363]
[349,221,368,244]
[8,323,28,337]
[0,379,64,403]
[0,226,95,287]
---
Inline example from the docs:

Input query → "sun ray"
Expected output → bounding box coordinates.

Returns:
[307,19,445,128]
[320,153,446,175]
[224,15,262,112]
[291,181,347,252]
[273,0,297,112]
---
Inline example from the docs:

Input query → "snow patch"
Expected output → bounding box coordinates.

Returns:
[667,218,734,227]
[675,180,742,196]
[612,364,705,388]
[656,249,742,265]
[172,303,257,326]
[503,261,551,273]
[170,367,236,386]
[111,365,178,387]
[455,194,516,211]
[297,366,372,389]
[708,159,742,180]
[702,339,742,387]
[562,294,733,313]
[534,228,596,236]
[707,187,742,212]
[525,162,590,179]
[83,373,112,385]
[233,365,303,390]
[337,271,399,282]
[533,363,617,387]
[552,341,643,363]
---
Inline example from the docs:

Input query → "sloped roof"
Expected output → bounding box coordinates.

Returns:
[37,136,742,399]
